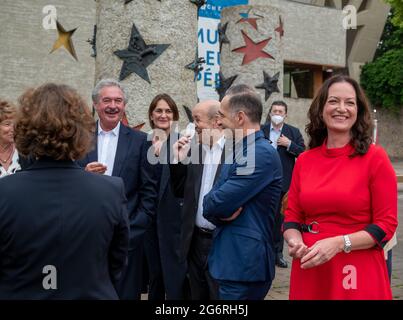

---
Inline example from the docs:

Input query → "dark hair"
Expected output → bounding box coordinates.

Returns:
[306,74,373,156]
[269,100,288,113]
[15,83,95,160]
[148,93,179,129]
[228,90,262,124]
[226,84,256,96]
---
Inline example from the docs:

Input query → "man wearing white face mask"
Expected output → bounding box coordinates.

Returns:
[262,101,305,268]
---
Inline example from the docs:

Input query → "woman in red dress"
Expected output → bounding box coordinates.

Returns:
[283,75,398,300]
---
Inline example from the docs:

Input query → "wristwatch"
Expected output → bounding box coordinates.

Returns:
[343,235,352,253]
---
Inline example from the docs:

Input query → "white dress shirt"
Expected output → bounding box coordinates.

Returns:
[97,122,120,176]
[196,136,225,230]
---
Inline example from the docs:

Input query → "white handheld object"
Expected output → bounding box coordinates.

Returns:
[185,122,196,140]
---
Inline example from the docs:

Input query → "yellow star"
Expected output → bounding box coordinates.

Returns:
[50,21,78,61]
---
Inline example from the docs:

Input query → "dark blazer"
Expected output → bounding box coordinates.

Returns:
[144,136,188,299]
[77,122,158,250]
[77,122,158,300]
[170,141,224,261]
[0,158,129,299]
[262,123,305,192]
[203,131,282,282]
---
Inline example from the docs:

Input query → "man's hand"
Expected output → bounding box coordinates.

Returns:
[85,161,107,174]
[173,135,191,162]
[277,134,291,148]
[220,207,243,222]
[300,236,344,269]
[287,238,309,259]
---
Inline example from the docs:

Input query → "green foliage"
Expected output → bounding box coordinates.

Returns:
[360,6,403,112]
[385,0,403,28]
[361,49,403,112]
[375,11,403,59]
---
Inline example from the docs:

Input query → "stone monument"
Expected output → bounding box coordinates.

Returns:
[219,3,284,122]
[95,0,199,129]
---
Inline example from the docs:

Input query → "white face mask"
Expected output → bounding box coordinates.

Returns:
[271,115,284,125]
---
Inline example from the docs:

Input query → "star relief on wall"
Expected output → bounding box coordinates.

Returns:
[50,20,78,61]
[232,30,274,65]
[185,50,206,82]
[236,8,263,31]
[215,72,238,101]
[114,23,170,83]
[275,16,284,38]
[189,0,206,10]
[255,71,280,101]
[218,22,230,52]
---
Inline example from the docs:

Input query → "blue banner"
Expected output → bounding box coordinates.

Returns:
[199,0,248,21]
[197,0,249,100]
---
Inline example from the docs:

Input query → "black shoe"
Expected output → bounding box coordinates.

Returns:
[276,254,288,268]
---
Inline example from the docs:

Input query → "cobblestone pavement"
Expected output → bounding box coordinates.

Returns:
[266,161,403,300]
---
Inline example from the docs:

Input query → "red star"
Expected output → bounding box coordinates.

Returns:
[122,112,145,131]
[232,31,274,65]
[236,17,259,30]
[275,16,284,38]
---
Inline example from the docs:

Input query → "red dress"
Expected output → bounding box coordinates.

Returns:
[284,142,398,300]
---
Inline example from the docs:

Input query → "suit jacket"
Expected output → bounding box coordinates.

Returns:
[170,140,224,261]
[262,123,305,192]
[0,158,129,299]
[203,130,282,282]
[77,122,158,250]
[145,135,187,299]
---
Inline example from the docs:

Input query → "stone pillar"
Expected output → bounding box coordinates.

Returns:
[95,0,198,128]
[220,4,284,122]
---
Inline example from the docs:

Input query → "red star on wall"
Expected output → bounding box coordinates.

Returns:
[232,31,274,65]
[275,16,284,38]
[122,112,145,131]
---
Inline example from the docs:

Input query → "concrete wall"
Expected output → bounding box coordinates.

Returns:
[0,0,96,105]
[251,0,346,67]
[376,109,403,160]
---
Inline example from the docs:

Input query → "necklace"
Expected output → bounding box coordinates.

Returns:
[0,145,14,164]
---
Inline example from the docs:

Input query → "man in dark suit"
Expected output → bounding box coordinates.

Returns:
[77,79,158,300]
[170,100,223,300]
[203,85,283,300]
[261,101,305,268]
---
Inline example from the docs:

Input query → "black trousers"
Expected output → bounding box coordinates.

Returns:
[188,228,219,300]
[144,223,165,300]
[274,191,287,255]
[116,247,144,300]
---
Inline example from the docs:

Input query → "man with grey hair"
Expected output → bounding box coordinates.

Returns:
[202,84,283,299]
[77,79,158,300]
[170,99,224,300]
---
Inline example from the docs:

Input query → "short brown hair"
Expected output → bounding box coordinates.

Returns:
[306,74,373,156]
[0,99,16,123]
[148,93,179,129]
[15,83,95,160]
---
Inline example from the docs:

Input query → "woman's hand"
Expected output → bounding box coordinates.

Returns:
[300,236,344,269]
[287,238,309,259]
